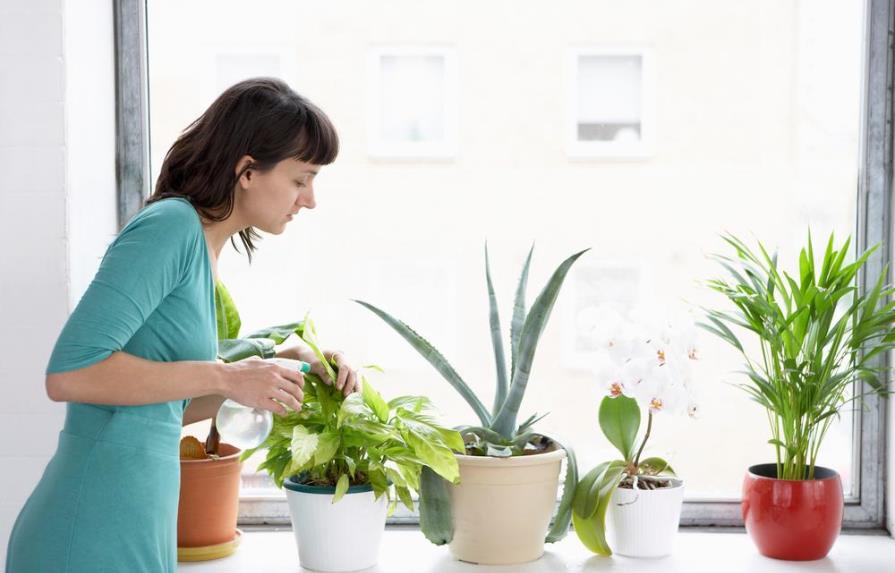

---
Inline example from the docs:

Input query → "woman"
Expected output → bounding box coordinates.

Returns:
[5,78,357,572]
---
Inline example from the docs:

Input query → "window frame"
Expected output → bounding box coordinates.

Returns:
[565,46,655,160]
[365,45,459,160]
[118,0,891,530]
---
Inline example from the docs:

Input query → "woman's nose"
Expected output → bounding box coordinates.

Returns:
[299,186,316,209]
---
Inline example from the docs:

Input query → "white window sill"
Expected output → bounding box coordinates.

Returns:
[178,527,895,572]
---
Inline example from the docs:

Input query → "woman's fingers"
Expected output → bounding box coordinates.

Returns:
[278,378,304,403]
[347,371,358,395]
[265,397,289,415]
[276,365,305,388]
[276,387,303,412]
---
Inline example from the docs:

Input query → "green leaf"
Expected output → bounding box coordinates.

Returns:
[354,299,492,427]
[419,467,453,545]
[332,473,350,504]
[314,430,341,466]
[337,393,370,427]
[244,322,304,344]
[571,463,625,556]
[599,395,641,461]
[217,338,276,363]
[362,377,390,423]
[638,456,675,476]
[399,411,461,483]
[214,280,242,340]
[491,248,590,438]
[546,441,578,543]
[485,243,510,416]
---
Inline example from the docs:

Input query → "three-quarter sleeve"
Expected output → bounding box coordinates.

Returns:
[46,200,202,374]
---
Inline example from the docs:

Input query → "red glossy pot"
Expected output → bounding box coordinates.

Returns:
[742,463,843,561]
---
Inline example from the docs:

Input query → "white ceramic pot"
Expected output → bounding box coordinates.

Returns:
[284,477,388,572]
[606,478,684,558]
[449,448,566,565]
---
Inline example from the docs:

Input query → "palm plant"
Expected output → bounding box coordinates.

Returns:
[701,232,895,480]
[355,244,588,544]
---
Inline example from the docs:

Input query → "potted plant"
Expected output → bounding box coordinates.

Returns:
[177,280,305,561]
[701,233,895,560]
[241,317,464,572]
[355,244,587,565]
[572,307,698,558]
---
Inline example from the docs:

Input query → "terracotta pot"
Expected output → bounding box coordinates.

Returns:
[449,447,565,565]
[177,443,242,549]
[742,463,843,561]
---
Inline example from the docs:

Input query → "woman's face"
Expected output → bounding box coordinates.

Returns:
[237,157,319,234]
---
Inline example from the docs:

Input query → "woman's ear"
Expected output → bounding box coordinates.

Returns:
[235,155,255,187]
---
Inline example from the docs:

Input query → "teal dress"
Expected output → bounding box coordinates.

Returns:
[5,198,217,572]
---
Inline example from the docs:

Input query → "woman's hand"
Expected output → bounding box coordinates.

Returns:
[314,351,359,396]
[221,358,305,415]
[277,345,359,396]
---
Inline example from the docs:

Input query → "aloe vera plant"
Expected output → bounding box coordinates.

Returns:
[355,244,589,544]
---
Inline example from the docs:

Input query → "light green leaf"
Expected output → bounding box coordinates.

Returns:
[332,473,350,504]
[362,377,390,423]
[289,426,319,473]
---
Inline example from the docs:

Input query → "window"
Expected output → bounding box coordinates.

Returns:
[125,0,888,529]
[567,49,653,158]
[366,47,458,158]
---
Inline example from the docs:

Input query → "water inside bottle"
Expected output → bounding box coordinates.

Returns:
[215,399,273,450]
[214,358,310,450]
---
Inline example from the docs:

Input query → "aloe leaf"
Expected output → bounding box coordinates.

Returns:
[485,243,510,416]
[217,337,276,363]
[354,299,491,426]
[546,441,578,543]
[419,466,453,545]
[510,244,534,386]
[491,249,590,438]
[598,395,641,461]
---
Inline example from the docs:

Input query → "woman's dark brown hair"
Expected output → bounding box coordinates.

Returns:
[148,77,339,260]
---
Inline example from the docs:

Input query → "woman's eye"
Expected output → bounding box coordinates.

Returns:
[295,181,307,188]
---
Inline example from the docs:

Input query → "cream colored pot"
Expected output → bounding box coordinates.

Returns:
[448,448,565,565]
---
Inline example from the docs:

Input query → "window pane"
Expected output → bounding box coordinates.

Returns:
[577,54,642,142]
[147,0,865,504]
[380,54,446,143]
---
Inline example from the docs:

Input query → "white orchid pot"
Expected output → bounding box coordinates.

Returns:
[284,477,388,572]
[606,478,684,558]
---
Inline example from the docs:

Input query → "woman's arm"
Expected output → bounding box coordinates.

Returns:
[46,351,225,405]
[46,351,305,414]
[182,394,227,426]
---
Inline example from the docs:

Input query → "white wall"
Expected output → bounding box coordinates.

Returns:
[0,0,116,567]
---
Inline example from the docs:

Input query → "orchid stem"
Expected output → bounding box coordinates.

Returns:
[633,411,653,467]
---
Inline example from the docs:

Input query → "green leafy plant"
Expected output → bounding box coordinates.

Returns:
[572,396,676,556]
[355,244,588,544]
[702,233,895,480]
[241,317,464,511]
